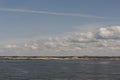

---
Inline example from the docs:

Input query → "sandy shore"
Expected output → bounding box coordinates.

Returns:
[0,56,120,60]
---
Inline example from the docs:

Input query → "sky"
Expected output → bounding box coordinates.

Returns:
[0,0,120,56]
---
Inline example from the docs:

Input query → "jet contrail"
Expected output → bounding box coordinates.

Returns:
[0,8,105,19]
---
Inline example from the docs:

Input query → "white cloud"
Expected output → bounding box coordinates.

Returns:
[0,8,105,19]
[5,44,17,48]
[97,26,120,39]
[66,32,95,43]
[1,25,120,56]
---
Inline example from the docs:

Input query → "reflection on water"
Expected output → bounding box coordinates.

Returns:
[0,60,119,80]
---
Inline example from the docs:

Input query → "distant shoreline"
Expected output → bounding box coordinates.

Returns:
[0,56,120,60]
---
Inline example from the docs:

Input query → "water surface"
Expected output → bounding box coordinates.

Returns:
[0,60,120,80]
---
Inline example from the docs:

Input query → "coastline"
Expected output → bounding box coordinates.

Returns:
[0,56,120,60]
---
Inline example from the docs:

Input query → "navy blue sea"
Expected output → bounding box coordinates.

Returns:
[0,60,120,80]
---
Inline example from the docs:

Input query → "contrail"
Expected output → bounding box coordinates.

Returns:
[0,8,105,19]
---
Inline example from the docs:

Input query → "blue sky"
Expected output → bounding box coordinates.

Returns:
[0,0,120,56]
[0,0,120,41]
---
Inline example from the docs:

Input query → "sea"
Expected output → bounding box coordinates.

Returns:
[0,60,120,80]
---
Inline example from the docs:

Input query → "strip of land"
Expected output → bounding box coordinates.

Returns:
[0,56,120,60]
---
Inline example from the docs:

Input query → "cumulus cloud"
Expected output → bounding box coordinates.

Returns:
[0,25,120,56]
[5,44,17,48]
[66,32,95,43]
[24,43,38,50]
[96,26,120,39]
